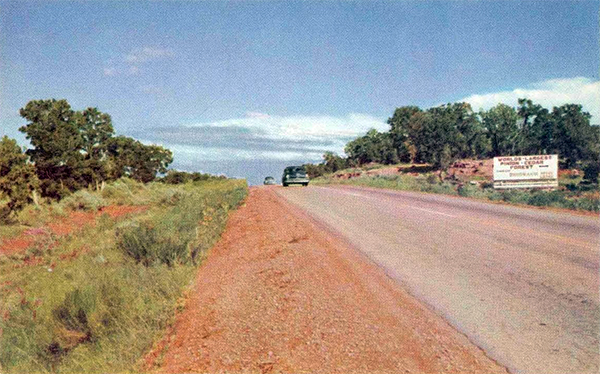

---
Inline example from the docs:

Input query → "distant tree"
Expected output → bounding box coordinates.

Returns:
[161,170,219,184]
[106,136,173,183]
[19,99,84,198]
[162,170,191,184]
[322,151,347,173]
[345,129,398,165]
[302,152,349,179]
[76,107,115,188]
[516,98,545,154]
[0,136,39,221]
[388,106,422,162]
[481,103,519,156]
[417,103,483,168]
[303,163,325,178]
[550,104,595,168]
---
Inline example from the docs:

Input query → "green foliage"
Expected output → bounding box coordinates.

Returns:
[100,178,147,206]
[481,103,519,156]
[0,179,248,374]
[418,103,484,168]
[19,99,86,199]
[385,103,488,169]
[582,162,600,184]
[314,168,598,212]
[116,221,189,267]
[106,136,173,183]
[387,106,422,162]
[61,190,107,212]
[0,136,39,221]
[18,99,173,199]
[160,170,224,184]
[345,129,398,166]
[304,152,349,178]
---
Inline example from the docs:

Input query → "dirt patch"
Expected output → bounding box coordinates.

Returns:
[331,160,495,182]
[0,205,147,256]
[149,188,507,374]
[446,159,493,181]
[101,205,148,218]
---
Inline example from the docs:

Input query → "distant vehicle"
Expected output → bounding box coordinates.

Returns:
[282,166,309,187]
[263,176,277,185]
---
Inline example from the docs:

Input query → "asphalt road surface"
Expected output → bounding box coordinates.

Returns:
[275,185,600,374]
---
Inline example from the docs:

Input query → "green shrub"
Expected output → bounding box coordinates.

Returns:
[457,184,478,197]
[61,190,107,212]
[426,173,438,184]
[582,162,600,184]
[574,195,600,211]
[116,221,190,266]
[156,189,191,207]
[0,179,248,374]
[526,190,567,207]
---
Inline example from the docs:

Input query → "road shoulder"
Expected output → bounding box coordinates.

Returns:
[149,186,508,373]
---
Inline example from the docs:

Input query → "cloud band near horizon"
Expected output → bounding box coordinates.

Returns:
[133,76,598,166]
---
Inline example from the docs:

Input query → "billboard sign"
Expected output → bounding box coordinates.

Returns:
[493,155,558,189]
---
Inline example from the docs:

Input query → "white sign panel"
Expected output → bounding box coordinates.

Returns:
[493,154,558,189]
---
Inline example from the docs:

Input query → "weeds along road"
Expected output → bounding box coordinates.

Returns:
[275,185,600,374]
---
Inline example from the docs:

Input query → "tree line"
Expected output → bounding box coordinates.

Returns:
[305,99,600,180]
[0,99,174,220]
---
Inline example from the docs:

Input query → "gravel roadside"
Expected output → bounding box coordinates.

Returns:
[149,187,508,374]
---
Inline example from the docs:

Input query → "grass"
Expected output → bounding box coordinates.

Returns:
[313,166,599,212]
[0,178,248,373]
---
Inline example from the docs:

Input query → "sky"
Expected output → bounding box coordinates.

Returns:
[1,0,598,185]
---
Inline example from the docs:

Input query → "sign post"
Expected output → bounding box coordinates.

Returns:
[493,155,558,189]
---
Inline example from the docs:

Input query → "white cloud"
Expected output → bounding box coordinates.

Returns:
[162,143,324,162]
[139,113,388,162]
[191,112,388,143]
[125,47,174,64]
[460,77,600,121]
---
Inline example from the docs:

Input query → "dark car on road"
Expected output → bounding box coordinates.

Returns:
[263,176,277,185]
[282,166,309,187]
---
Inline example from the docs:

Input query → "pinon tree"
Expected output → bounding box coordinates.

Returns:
[106,136,173,183]
[481,103,519,157]
[76,107,115,189]
[19,99,83,199]
[19,99,172,197]
[0,136,39,221]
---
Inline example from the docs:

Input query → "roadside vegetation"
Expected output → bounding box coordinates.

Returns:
[312,163,599,212]
[0,98,248,373]
[305,98,599,212]
[0,177,248,373]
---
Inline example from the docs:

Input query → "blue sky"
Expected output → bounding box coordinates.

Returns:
[1,1,598,184]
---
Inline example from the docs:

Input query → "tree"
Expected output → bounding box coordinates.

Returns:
[76,107,115,188]
[416,103,483,169]
[322,152,347,173]
[19,99,84,198]
[516,98,544,154]
[388,106,422,162]
[481,103,519,156]
[106,136,173,183]
[345,129,398,166]
[0,136,39,221]
[551,104,595,168]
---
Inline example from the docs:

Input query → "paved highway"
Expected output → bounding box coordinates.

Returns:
[275,185,600,374]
